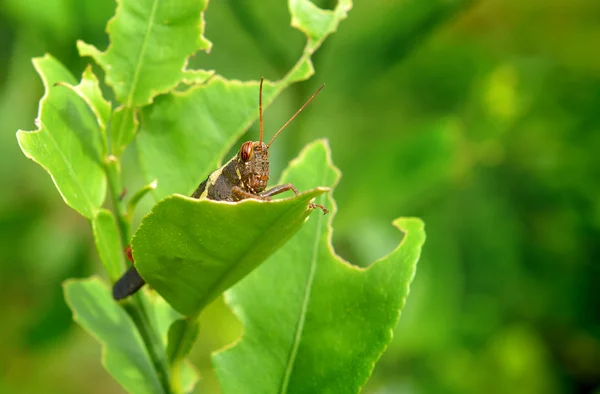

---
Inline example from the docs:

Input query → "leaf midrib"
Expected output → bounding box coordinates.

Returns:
[39,120,97,215]
[126,0,160,107]
[279,173,328,393]
[195,197,314,317]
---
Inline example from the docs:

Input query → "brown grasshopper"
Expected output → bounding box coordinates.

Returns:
[113,78,327,300]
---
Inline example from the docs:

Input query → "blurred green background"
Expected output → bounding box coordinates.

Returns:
[2,0,600,393]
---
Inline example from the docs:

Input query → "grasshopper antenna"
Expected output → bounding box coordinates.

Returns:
[267,83,325,148]
[259,77,264,144]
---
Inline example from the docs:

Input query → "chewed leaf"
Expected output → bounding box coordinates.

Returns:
[212,140,426,393]
[131,187,328,318]
[78,0,213,107]
[137,0,352,199]
[290,0,352,49]
[16,55,106,219]
[63,277,163,394]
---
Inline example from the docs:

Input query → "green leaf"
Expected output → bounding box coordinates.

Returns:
[92,209,125,282]
[63,277,164,394]
[78,0,213,107]
[152,296,199,393]
[131,187,328,318]
[166,318,200,393]
[16,55,107,219]
[290,0,352,49]
[110,106,139,156]
[213,140,426,393]
[284,0,352,84]
[166,319,198,365]
[77,66,112,130]
[127,179,158,218]
[59,65,112,133]
[137,0,352,199]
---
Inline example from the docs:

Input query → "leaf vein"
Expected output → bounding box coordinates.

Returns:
[279,175,327,392]
[126,0,160,107]
[39,120,96,214]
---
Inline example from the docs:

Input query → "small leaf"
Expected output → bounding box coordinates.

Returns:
[77,0,213,107]
[213,140,426,393]
[137,0,352,199]
[127,179,158,218]
[284,0,352,84]
[166,318,199,365]
[166,318,200,393]
[16,55,107,219]
[152,296,199,392]
[110,106,139,156]
[71,65,112,131]
[64,277,164,394]
[290,0,352,49]
[92,209,125,282]
[131,188,328,317]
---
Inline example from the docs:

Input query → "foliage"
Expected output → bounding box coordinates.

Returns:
[214,141,424,393]
[13,0,426,393]
[4,0,600,393]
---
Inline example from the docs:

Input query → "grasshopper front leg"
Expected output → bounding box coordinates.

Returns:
[263,184,328,214]
[261,183,299,198]
[232,184,328,214]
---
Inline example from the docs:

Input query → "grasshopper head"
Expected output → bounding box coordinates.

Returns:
[237,140,269,193]
[235,77,323,195]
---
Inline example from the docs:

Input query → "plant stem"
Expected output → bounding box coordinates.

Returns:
[124,296,172,393]
[105,156,130,249]
[104,155,173,394]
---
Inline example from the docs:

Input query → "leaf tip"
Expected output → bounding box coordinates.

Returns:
[389,217,426,267]
[392,217,426,235]
[81,64,98,81]
[77,40,102,59]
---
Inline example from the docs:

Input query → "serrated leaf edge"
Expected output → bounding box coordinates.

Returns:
[77,0,214,108]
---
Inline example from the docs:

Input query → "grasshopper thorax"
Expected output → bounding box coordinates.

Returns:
[236,140,269,193]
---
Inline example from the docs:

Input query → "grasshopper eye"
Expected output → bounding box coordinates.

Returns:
[240,141,254,162]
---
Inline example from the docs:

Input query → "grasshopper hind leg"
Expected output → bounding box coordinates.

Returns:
[113,266,146,300]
